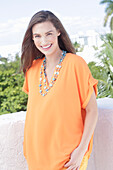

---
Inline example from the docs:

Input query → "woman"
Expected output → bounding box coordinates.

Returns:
[21,10,98,170]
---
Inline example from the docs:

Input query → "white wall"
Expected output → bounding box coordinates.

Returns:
[0,112,28,170]
[0,98,113,170]
[87,98,113,170]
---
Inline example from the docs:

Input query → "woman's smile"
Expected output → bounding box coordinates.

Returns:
[41,44,52,50]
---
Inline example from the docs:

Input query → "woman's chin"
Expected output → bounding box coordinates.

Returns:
[41,48,54,56]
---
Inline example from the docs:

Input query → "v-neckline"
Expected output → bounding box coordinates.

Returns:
[39,52,68,94]
[44,53,68,87]
[45,65,58,86]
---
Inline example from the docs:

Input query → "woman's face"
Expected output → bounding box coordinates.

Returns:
[32,21,60,56]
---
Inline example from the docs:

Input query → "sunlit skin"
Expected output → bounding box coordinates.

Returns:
[32,21,62,68]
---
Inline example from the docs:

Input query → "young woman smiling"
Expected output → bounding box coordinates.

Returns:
[21,10,98,170]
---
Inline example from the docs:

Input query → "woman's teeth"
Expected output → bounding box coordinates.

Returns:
[42,44,51,49]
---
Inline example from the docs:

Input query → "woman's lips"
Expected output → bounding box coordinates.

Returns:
[41,44,52,50]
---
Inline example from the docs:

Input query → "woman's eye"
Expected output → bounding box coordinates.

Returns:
[34,35,40,38]
[47,33,52,36]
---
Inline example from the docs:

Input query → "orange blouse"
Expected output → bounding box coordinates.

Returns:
[22,53,98,170]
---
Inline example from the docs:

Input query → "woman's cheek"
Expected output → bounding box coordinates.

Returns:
[34,39,40,47]
[48,35,56,42]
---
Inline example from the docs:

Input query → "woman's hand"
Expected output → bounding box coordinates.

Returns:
[64,145,88,170]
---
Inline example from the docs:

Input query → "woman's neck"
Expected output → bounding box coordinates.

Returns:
[45,49,62,69]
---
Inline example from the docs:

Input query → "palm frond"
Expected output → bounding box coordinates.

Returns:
[100,35,113,66]
[110,16,113,30]
[88,33,113,98]
[100,0,113,5]
[104,14,110,26]
[105,5,113,13]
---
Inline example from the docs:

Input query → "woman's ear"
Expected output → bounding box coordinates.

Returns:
[58,32,61,36]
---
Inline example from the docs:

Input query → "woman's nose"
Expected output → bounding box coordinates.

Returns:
[41,36,48,45]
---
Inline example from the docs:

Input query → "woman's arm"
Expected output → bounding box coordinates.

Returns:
[64,89,98,170]
[79,89,98,150]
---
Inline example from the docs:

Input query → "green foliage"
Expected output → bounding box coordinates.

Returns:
[0,53,21,72]
[0,53,28,115]
[73,41,84,52]
[0,33,113,114]
[100,0,113,31]
[88,33,113,98]
[92,45,99,51]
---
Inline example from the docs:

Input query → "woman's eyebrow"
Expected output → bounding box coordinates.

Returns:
[46,30,53,33]
[33,30,53,35]
[33,33,40,35]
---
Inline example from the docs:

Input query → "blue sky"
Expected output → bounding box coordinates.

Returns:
[0,0,106,21]
[0,0,110,57]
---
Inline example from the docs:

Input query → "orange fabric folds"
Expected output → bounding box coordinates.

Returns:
[22,53,98,170]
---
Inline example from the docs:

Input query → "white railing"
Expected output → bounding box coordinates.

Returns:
[0,98,113,170]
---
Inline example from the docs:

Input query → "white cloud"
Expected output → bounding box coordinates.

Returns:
[0,17,30,46]
[0,14,110,57]
[0,43,21,58]
[0,17,30,34]
[61,16,109,34]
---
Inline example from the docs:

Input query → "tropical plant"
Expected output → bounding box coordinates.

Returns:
[88,33,113,98]
[73,41,84,52]
[100,0,113,31]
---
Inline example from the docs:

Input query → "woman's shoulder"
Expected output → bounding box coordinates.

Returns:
[27,58,43,74]
[32,57,43,66]
[67,53,91,77]
[67,53,87,67]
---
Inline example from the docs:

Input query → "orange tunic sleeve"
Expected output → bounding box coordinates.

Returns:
[75,57,98,109]
[74,56,98,159]
[22,72,29,95]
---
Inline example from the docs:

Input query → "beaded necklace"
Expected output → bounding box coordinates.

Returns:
[39,50,67,96]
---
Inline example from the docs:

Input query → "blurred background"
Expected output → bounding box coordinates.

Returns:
[0,0,113,114]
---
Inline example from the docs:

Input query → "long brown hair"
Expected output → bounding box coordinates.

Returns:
[21,10,76,74]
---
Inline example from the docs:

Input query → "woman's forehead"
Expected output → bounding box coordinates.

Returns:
[32,21,56,33]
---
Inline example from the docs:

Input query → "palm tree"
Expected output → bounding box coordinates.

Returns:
[100,0,113,31]
[88,33,113,98]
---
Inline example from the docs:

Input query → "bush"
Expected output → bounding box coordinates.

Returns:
[0,54,28,115]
